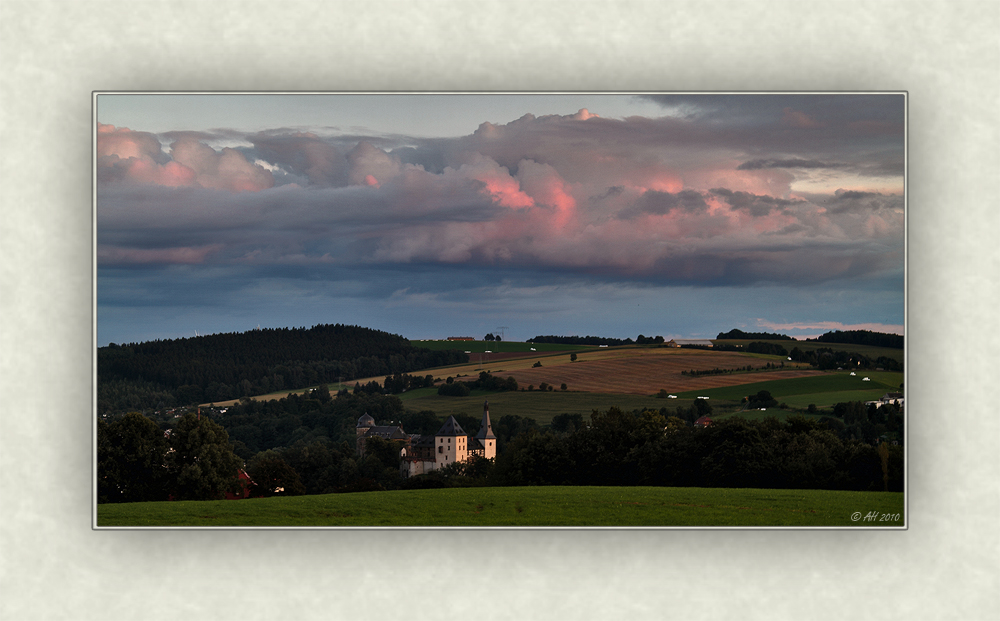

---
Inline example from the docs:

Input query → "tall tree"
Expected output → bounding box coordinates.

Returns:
[97,412,169,503]
[165,413,245,500]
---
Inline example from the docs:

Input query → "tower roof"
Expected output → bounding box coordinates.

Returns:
[357,413,376,428]
[436,416,467,437]
[476,399,497,440]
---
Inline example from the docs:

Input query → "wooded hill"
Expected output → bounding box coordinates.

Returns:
[97,324,468,414]
[809,330,904,349]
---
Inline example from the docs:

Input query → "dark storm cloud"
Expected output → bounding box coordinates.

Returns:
[709,188,803,217]
[736,158,839,170]
[618,189,708,219]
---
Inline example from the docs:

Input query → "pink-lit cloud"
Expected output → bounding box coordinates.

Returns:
[98,97,904,290]
[98,244,222,265]
[98,123,273,192]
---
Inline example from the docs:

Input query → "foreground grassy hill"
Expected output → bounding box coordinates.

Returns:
[97,486,904,528]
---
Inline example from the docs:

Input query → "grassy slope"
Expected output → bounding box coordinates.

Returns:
[402,389,679,426]
[676,371,903,409]
[97,486,904,528]
[714,339,904,364]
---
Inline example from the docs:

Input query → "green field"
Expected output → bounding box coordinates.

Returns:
[715,340,904,364]
[676,371,903,409]
[412,340,596,354]
[97,485,904,527]
[402,389,683,426]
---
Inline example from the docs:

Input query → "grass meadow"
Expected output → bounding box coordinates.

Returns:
[402,389,683,427]
[715,339,904,364]
[97,485,904,528]
[675,371,903,410]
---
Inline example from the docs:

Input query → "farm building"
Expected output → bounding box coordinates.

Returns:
[398,400,497,478]
[673,339,715,347]
[865,392,905,409]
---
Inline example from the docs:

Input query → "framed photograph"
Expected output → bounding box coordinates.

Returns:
[94,92,905,528]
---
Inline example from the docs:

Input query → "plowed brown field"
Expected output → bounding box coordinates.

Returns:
[435,347,823,396]
[503,350,822,395]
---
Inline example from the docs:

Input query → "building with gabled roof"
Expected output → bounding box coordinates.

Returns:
[356,413,409,457]
[400,400,497,478]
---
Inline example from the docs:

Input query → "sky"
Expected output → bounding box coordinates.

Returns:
[96,93,905,346]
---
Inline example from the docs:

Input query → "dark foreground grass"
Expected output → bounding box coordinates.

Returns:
[98,486,904,528]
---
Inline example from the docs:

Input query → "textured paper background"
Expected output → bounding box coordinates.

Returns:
[2,1,998,619]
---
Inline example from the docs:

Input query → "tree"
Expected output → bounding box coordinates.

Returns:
[570,353,577,362]
[98,412,169,503]
[247,451,305,497]
[165,413,245,500]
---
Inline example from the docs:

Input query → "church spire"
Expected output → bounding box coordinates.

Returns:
[476,399,496,440]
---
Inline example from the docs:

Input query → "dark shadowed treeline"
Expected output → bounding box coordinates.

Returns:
[490,408,902,492]
[97,324,468,413]
[716,328,794,340]
[809,330,904,349]
[529,335,634,346]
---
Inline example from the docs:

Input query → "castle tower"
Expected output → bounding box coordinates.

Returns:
[476,399,497,460]
[435,416,468,467]
[356,413,376,456]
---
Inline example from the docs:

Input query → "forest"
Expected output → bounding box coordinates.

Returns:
[98,385,903,504]
[715,328,795,340]
[97,324,468,414]
[809,330,904,349]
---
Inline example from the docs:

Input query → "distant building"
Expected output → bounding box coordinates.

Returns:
[673,339,715,347]
[399,400,497,478]
[665,339,681,348]
[355,413,409,457]
[694,416,713,428]
[864,392,905,409]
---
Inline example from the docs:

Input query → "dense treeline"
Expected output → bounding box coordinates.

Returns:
[97,324,468,413]
[98,390,543,500]
[99,389,903,502]
[789,346,903,372]
[529,335,633,346]
[716,328,794,340]
[438,371,519,396]
[810,330,904,349]
[489,408,902,492]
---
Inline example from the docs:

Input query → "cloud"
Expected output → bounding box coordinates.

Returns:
[618,189,708,219]
[97,124,273,192]
[737,158,838,170]
[781,107,826,129]
[249,131,349,186]
[98,244,223,265]
[97,98,904,291]
[709,188,803,217]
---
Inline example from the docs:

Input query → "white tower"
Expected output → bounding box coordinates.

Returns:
[476,399,497,460]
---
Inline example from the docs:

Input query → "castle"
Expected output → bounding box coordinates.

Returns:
[355,400,497,479]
